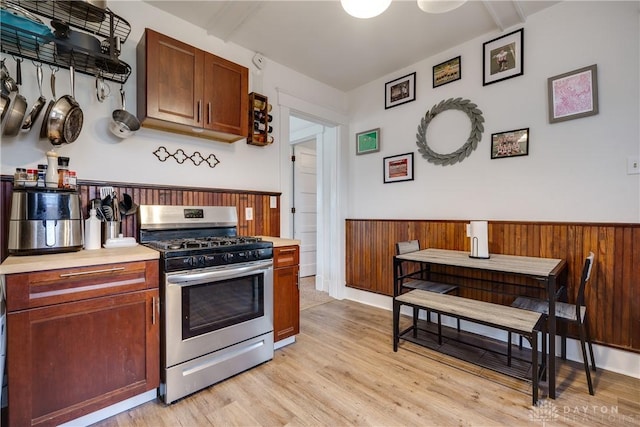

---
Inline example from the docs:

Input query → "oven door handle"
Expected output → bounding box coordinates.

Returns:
[167,260,273,284]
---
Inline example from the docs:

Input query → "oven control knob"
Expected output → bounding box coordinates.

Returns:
[223,253,234,262]
[196,256,206,267]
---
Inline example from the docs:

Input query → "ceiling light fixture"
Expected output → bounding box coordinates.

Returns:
[417,0,468,14]
[340,0,392,19]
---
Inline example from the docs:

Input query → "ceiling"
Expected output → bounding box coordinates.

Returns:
[143,1,559,92]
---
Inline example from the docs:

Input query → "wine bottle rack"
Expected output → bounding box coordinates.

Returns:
[247,92,273,146]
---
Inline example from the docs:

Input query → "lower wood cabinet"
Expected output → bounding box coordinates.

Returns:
[6,260,160,427]
[273,245,300,343]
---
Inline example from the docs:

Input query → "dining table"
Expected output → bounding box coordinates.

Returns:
[393,248,567,399]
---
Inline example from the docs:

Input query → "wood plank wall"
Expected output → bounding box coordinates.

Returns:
[346,219,640,353]
[0,177,280,262]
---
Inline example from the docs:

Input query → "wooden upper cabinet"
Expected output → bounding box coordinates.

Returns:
[203,53,248,136]
[137,28,248,142]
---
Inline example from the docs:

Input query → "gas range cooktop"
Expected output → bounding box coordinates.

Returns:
[144,236,273,272]
[138,205,274,272]
[146,236,266,252]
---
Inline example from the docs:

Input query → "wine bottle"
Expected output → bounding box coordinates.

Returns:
[253,122,273,133]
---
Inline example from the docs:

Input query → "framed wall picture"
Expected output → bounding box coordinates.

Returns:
[483,28,524,86]
[547,64,598,123]
[383,152,414,183]
[385,72,416,109]
[433,56,461,88]
[490,128,529,159]
[356,128,380,155]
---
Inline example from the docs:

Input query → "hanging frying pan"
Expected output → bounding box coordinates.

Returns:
[46,65,83,145]
[2,58,27,137]
[21,63,46,131]
[40,67,57,139]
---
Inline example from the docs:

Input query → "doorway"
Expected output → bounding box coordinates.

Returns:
[277,89,348,299]
[290,116,324,279]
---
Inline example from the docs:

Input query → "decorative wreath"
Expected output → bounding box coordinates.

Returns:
[416,98,484,166]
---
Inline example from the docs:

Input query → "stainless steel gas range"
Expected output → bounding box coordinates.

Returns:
[138,205,274,404]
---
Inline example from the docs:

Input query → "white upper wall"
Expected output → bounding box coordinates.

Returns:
[0,0,347,194]
[346,1,640,223]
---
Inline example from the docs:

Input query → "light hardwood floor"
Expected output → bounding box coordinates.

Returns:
[95,299,640,427]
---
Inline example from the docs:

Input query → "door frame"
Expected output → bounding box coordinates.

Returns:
[276,89,348,299]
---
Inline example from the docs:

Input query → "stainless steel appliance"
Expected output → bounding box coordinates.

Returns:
[138,205,274,404]
[8,187,83,255]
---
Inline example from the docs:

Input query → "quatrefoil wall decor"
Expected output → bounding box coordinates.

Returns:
[153,146,221,168]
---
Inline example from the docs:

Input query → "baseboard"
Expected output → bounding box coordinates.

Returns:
[274,336,296,350]
[58,389,158,427]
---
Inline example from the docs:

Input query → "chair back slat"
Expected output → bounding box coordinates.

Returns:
[576,251,595,309]
[396,240,420,255]
[395,240,421,279]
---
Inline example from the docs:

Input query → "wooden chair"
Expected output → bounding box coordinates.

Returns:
[509,252,596,395]
[395,240,460,335]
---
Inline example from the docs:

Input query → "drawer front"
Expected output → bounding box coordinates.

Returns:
[273,245,299,268]
[6,260,159,311]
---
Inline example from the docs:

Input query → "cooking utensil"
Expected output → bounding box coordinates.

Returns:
[21,63,46,130]
[110,87,140,138]
[57,0,107,23]
[46,65,83,145]
[2,58,27,137]
[0,59,18,125]
[112,194,120,221]
[52,20,101,68]
[95,73,109,102]
[100,186,115,199]
[101,205,113,221]
[119,193,139,217]
[40,67,57,139]
[0,3,54,53]
[100,36,121,57]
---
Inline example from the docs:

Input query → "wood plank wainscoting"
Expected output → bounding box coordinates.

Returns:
[0,176,281,263]
[346,219,640,353]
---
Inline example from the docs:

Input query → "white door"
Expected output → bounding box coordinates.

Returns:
[293,140,317,277]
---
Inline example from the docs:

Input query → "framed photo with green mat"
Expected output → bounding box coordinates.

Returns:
[356,128,380,155]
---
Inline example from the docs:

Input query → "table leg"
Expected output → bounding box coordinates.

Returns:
[393,299,400,352]
[548,277,556,399]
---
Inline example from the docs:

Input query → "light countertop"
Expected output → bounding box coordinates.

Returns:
[259,236,300,247]
[0,245,159,275]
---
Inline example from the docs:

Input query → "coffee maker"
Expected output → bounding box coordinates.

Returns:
[8,187,83,255]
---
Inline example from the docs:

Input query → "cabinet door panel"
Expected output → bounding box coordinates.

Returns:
[8,290,159,427]
[203,54,248,135]
[145,29,203,126]
[274,265,300,341]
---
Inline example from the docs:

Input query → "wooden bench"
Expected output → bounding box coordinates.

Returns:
[393,289,545,405]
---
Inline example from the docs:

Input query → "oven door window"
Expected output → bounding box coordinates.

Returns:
[182,273,264,340]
